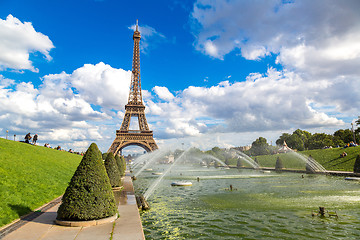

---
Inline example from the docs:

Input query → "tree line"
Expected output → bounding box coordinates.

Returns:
[247,127,359,156]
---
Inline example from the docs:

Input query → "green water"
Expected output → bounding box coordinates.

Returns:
[134,165,360,239]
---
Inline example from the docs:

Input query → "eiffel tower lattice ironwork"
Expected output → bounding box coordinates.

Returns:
[108,20,158,155]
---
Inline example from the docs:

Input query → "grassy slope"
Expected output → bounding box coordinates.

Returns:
[0,138,82,227]
[253,146,360,171]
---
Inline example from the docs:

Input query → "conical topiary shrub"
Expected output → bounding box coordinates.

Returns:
[115,155,126,177]
[57,143,117,221]
[354,155,360,173]
[105,153,121,187]
[102,152,109,160]
[237,159,244,169]
[275,157,284,171]
[121,155,126,173]
[115,155,123,176]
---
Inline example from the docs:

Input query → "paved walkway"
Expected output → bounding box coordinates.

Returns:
[1,173,145,240]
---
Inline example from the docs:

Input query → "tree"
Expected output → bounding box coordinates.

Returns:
[307,133,333,150]
[276,129,311,151]
[356,116,360,134]
[206,146,226,161]
[276,133,291,146]
[287,134,305,151]
[332,136,345,148]
[105,153,121,187]
[250,137,270,156]
[334,129,354,144]
[57,143,117,221]
[354,155,360,173]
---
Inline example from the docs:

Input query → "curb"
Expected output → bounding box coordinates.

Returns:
[112,186,124,191]
[55,213,118,227]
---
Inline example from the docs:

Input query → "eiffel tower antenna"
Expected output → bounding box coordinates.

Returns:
[108,20,158,155]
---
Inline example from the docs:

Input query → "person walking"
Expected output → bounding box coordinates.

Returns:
[32,134,38,145]
[24,133,31,144]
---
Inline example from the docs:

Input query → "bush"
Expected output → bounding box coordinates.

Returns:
[121,155,126,172]
[275,157,284,170]
[102,152,109,160]
[354,155,360,173]
[57,143,117,221]
[237,159,243,169]
[115,155,126,176]
[105,153,121,187]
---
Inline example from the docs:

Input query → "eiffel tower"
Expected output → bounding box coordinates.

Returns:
[108,20,158,155]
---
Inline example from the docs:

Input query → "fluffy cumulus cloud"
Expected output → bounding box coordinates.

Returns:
[0,15,54,72]
[147,68,346,141]
[183,0,360,141]
[192,0,360,87]
[152,86,175,101]
[191,0,360,78]
[0,63,131,151]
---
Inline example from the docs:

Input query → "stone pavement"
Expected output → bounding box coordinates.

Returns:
[0,173,145,240]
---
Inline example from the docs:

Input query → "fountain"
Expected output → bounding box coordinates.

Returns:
[228,148,260,169]
[143,147,191,200]
[131,143,360,239]
[286,150,327,173]
[133,148,171,177]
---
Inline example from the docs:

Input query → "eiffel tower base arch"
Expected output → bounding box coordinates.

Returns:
[108,130,158,155]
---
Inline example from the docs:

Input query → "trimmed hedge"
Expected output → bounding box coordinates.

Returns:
[102,152,109,160]
[354,155,360,173]
[237,159,244,169]
[105,153,121,187]
[275,157,284,170]
[115,155,126,177]
[57,143,117,221]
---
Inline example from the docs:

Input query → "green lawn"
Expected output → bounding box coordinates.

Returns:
[253,146,360,171]
[0,138,82,227]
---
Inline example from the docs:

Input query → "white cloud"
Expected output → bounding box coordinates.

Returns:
[191,0,360,79]
[0,63,132,152]
[204,40,220,59]
[0,15,54,72]
[152,86,174,101]
[1,63,355,152]
[68,62,131,109]
[187,0,360,139]
[145,67,348,142]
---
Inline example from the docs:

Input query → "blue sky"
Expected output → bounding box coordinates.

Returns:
[1,0,360,153]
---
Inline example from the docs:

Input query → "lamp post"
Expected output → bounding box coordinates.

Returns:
[6,130,8,140]
[351,122,357,144]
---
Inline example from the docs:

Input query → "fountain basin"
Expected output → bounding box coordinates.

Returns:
[171,181,192,186]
